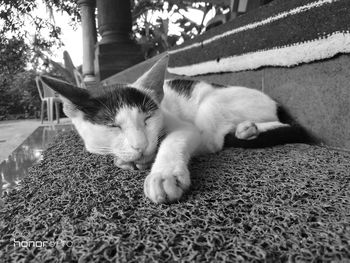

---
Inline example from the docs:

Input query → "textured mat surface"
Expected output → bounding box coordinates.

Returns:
[1,130,349,262]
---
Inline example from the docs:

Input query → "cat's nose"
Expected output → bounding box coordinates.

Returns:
[131,144,146,153]
[127,132,148,153]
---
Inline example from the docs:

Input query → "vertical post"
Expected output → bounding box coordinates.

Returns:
[78,0,97,84]
[246,0,263,13]
[97,0,132,44]
[229,0,239,20]
[237,0,249,13]
[95,0,144,81]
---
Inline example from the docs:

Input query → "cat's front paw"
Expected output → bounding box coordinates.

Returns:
[135,155,155,170]
[135,162,152,170]
[114,157,136,170]
[235,121,259,140]
[144,165,190,203]
[114,156,153,171]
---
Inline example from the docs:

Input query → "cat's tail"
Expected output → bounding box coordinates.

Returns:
[224,106,318,149]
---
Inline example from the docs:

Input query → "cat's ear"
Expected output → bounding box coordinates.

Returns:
[40,75,91,117]
[133,53,168,102]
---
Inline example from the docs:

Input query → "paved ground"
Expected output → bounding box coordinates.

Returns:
[0,118,71,162]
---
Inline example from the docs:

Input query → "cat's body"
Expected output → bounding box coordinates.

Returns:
[162,78,283,154]
[41,55,310,204]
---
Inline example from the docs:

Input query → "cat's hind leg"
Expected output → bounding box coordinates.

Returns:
[226,121,313,148]
[235,121,289,140]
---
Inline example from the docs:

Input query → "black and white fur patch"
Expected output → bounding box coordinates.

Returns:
[82,85,159,125]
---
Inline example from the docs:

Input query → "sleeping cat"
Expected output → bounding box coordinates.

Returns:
[41,54,311,204]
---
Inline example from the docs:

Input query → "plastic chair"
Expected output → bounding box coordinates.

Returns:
[73,68,86,89]
[63,50,86,89]
[35,76,62,124]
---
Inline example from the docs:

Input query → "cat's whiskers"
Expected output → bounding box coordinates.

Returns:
[97,98,115,119]
[157,131,166,140]
[143,100,158,112]
[141,93,147,109]
[156,130,167,146]
[144,100,157,108]
[90,146,114,154]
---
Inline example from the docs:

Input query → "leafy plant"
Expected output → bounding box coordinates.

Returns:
[0,70,41,120]
[132,0,217,58]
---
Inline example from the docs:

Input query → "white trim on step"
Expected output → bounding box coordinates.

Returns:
[169,0,339,55]
[168,32,350,76]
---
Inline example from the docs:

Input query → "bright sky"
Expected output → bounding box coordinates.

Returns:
[18,2,84,67]
[55,17,83,67]
[38,4,83,67]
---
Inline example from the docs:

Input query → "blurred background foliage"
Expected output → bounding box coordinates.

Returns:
[0,0,228,120]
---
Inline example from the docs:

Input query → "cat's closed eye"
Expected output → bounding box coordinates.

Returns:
[107,123,121,129]
[144,114,152,125]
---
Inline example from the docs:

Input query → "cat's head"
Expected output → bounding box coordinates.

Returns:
[40,55,168,164]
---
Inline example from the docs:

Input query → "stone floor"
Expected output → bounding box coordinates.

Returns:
[0,118,73,196]
[0,119,41,162]
[0,118,71,162]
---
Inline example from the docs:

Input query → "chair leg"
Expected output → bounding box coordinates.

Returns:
[46,99,51,123]
[46,100,49,122]
[40,101,44,124]
[55,102,60,124]
[49,98,54,123]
